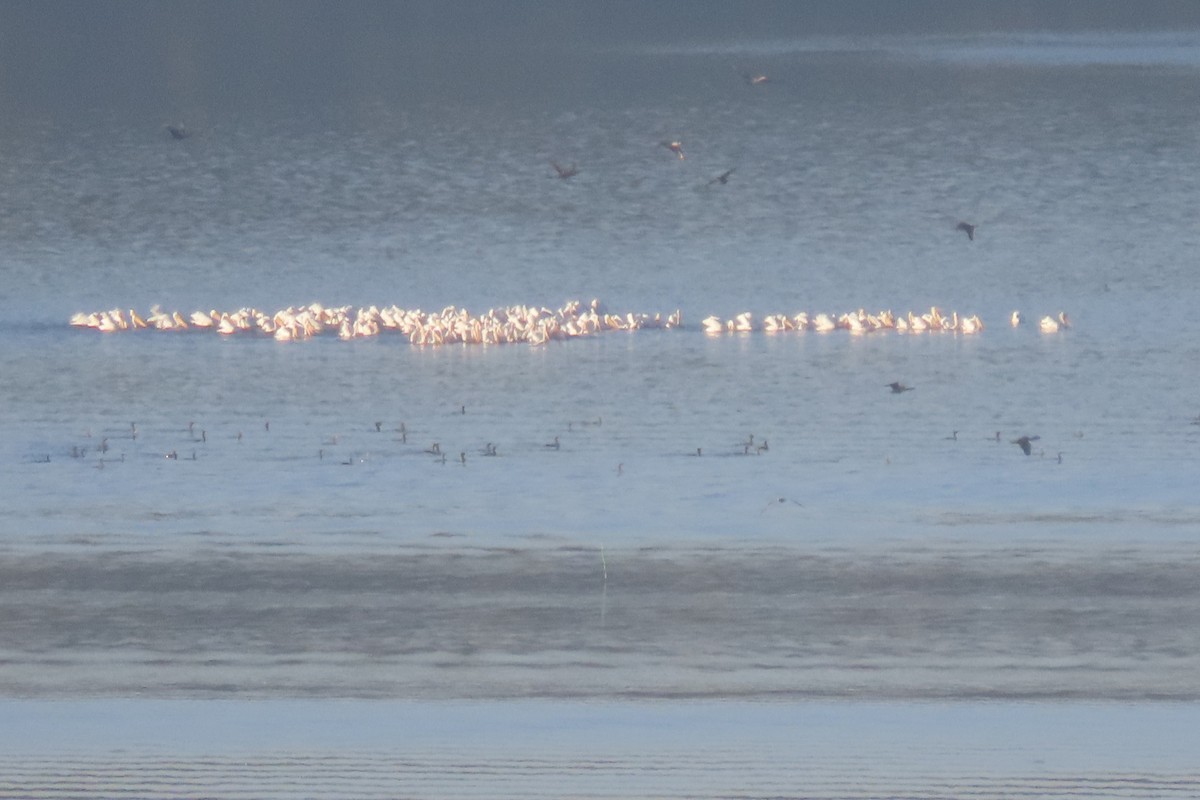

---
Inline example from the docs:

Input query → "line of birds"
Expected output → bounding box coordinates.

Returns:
[70,301,1073,341]
[71,300,682,344]
[33,405,1067,472]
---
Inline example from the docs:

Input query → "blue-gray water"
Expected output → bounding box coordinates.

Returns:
[2,27,1200,799]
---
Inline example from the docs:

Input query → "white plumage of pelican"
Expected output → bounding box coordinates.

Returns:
[1011,310,1022,327]
[702,315,723,334]
[1039,315,1060,333]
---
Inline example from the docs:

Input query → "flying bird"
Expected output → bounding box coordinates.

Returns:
[1011,435,1041,456]
[708,169,735,186]
[887,382,915,393]
[956,221,976,240]
[551,161,579,179]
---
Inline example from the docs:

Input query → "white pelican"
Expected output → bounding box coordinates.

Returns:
[1039,315,1059,333]
[1011,310,1022,327]
[702,315,723,334]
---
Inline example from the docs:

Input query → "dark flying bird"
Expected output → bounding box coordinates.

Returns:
[551,161,579,179]
[708,169,735,186]
[956,221,976,240]
[887,382,915,393]
[1011,435,1041,456]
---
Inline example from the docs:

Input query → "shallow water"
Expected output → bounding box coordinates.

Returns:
[2,26,1199,798]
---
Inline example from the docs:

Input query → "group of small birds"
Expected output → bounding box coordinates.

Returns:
[885,384,1059,460]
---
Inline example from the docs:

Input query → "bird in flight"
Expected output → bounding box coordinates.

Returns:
[886,382,915,393]
[551,162,579,179]
[955,221,977,240]
[708,169,735,186]
[1011,435,1041,455]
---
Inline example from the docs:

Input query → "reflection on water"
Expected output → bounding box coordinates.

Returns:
[2,701,1200,799]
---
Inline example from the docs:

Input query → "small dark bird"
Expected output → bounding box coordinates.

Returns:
[708,169,735,186]
[956,221,976,241]
[661,140,685,160]
[887,382,915,393]
[165,124,191,140]
[762,496,803,513]
[1011,435,1041,456]
[545,436,561,450]
[551,162,579,179]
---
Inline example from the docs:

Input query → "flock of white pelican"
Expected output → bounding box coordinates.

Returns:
[702,307,986,335]
[70,300,682,345]
[69,301,1073,343]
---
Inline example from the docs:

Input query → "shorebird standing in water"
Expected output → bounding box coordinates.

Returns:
[661,140,685,160]
[551,161,578,179]
[887,382,915,394]
[1011,435,1041,455]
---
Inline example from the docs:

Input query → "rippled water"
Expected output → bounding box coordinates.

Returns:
[2,28,1199,798]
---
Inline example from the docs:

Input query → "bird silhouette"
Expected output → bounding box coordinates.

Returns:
[708,169,735,186]
[551,161,579,179]
[1011,435,1041,456]
[956,221,976,240]
[887,382,915,393]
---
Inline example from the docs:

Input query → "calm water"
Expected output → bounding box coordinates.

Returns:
[1,30,1199,798]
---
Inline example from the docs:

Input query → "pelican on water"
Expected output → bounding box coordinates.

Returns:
[1040,312,1070,333]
